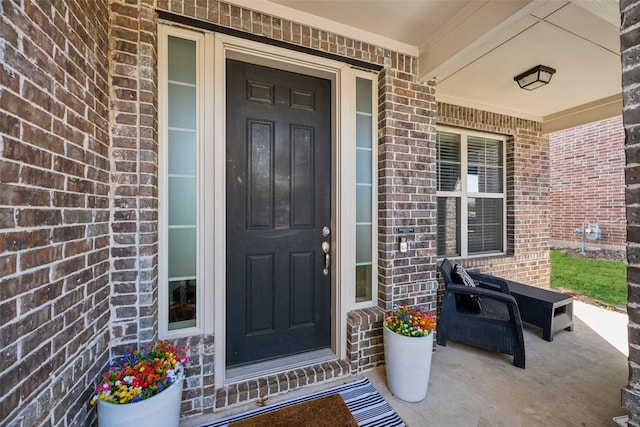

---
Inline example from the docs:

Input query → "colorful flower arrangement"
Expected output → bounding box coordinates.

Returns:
[91,340,189,405]
[385,305,435,337]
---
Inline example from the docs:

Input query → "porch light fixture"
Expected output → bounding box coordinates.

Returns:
[514,65,556,90]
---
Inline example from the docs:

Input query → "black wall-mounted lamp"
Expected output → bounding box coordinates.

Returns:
[514,65,556,90]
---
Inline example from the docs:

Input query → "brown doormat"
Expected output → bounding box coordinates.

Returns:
[229,393,358,427]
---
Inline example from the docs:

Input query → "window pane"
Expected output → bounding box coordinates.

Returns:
[467,166,479,192]
[169,279,196,330]
[168,37,196,84]
[356,77,372,114]
[468,198,503,254]
[355,76,375,303]
[168,227,196,278]
[468,136,503,193]
[168,84,197,129]
[356,185,372,223]
[482,167,502,193]
[437,132,461,192]
[356,149,372,183]
[437,197,460,256]
[356,114,372,149]
[169,177,196,225]
[168,130,196,175]
[356,264,373,303]
[166,35,198,332]
[356,224,372,264]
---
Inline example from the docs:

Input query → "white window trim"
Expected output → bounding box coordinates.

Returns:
[213,33,362,388]
[350,70,378,309]
[158,25,213,339]
[436,125,507,259]
[159,25,379,387]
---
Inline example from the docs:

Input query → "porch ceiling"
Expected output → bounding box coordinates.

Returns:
[233,0,622,133]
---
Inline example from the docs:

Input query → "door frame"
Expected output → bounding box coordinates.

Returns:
[211,33,354,387]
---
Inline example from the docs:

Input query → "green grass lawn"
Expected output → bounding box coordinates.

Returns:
[550,250,627,306]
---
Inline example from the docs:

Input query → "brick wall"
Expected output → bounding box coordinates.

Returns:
[549,116,626,249]
[343,58,441,376]
[622,0,640,424]
[108,0,160,356]
[0,1,111,425]
[437,104,551,288]
[377,67,438,311]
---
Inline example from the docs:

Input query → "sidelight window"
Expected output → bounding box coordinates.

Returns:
[355,76,377,303]
[159,27,205,337]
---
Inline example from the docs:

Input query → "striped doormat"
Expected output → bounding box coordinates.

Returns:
[197,378,406,427]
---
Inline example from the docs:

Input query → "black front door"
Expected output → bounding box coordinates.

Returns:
[225,59,332,367]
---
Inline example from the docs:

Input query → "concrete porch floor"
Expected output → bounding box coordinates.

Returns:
[182,300,628,426]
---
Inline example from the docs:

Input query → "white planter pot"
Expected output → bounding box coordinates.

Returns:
[383,325,433,402]
[97,377,183,427]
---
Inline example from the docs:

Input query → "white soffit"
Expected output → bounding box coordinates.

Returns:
[418,0,536,82]
[229,0,419,56]
[226,0,622,130]
[435,1,621,123]
[269,0,469,48]
[543,2,620,54]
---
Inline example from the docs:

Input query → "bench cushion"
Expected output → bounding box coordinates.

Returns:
[453,264,482,313]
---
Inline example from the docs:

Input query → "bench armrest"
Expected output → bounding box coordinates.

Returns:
[446,283,517,305]
[468,272,510,294]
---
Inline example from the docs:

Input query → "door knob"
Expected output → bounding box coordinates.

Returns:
[322,241,330,276]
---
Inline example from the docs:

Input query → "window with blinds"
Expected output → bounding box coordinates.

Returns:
[436,128,506,258]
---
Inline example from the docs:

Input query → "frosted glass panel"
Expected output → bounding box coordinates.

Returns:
[356,186,372,223]
[356,77,372,114]
[356,224,372,264]
[355,76,375,303]
[356,114,372,149]
[168,83,196,129]
[168,37,196,84]
[356,149,372,183]
[169,177,196,225]
[168,130,196,175]
[166,34,198,332]
[168,227,196,278]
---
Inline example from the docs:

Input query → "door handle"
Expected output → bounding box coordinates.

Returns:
[322,241,330,276]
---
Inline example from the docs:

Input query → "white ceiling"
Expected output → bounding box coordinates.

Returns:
[233,0,622,133]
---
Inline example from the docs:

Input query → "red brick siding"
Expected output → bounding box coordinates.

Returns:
[622,0,640,423]
[549,116,626,249]
[0,0,111,425]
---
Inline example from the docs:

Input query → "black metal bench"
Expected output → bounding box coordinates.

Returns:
[470,272,574,342]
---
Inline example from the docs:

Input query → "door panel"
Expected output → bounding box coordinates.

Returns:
[246,254,274,333]
[290,251,315,326]
[291,125,315,227]
[247,120,274,229]
[226,59,331,367]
